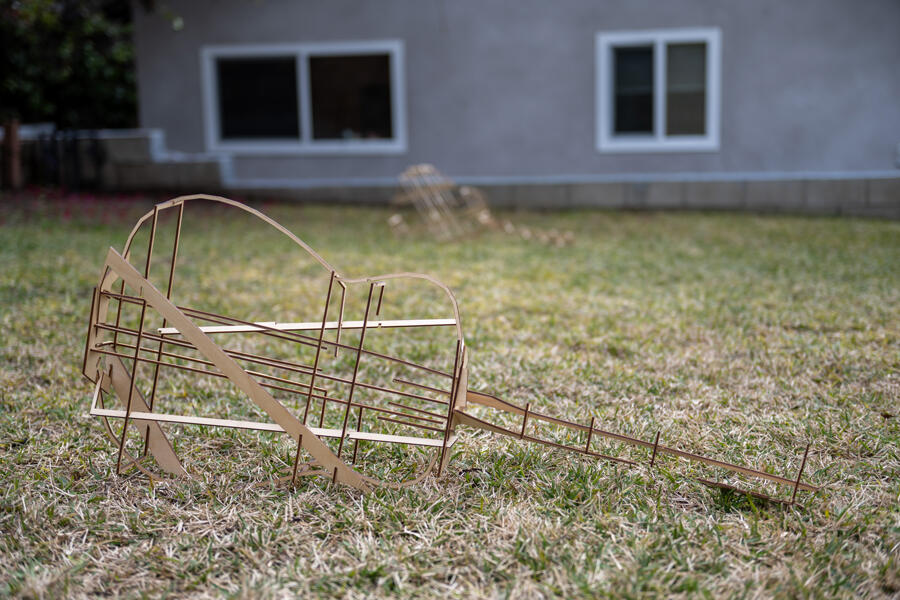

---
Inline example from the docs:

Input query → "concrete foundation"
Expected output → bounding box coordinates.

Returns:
[7,128,898,218]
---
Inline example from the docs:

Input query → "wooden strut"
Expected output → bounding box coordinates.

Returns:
[82,194,819,501]
[437,340,462,476]
[115,205,157,474]
[144,200,183,457]
[302,271,334,425]
[345,283,374,463]
[650,431,660,468]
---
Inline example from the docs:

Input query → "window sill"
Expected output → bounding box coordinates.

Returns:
[597,136,719,153]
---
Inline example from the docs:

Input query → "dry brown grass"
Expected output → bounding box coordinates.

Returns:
[0,194,898,598]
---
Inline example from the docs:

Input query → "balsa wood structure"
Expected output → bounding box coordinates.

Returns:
[83,194,817,502]
[393,164,574,246]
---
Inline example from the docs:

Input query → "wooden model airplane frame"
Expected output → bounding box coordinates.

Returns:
[393,164,574,246]
[83,194,817,503]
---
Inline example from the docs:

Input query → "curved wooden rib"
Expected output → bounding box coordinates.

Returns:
[120,194,465,343]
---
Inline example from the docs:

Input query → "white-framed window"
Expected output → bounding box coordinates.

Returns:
[596,28,720,153]
[201,40,407,155]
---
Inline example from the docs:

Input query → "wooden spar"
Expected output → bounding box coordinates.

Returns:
[145,200,184,456]
[115,205,157,474]
[339,283,373,459]
[81,286,98,378]
[335,281,347,356]
[377,416,445,434]
[302,271,334,424]
[103,356,186,476]
[156,318,456,335]
[386,401,447,420]
[392,377,451,396]
[454,410,635,466]
[92,352,447,428]
[375,283,385,317]
[438,341,462,476]
[791,444,811,504]
[354,287,377,462]
[650,431,661,468]
[90,406,455,448]
[291,434,304,486]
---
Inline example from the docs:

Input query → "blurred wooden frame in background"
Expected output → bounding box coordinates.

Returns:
[391,164,575,246]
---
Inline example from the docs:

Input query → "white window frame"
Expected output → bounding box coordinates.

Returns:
[201,40,407,155]
[596,28,721,153]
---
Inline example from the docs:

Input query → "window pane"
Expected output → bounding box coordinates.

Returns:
[665,43,706,135]
[309,54,393,140]
[613,46,654,135]
[216,57,300,140]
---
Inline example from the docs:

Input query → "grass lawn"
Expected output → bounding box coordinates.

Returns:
[0,194,898,598]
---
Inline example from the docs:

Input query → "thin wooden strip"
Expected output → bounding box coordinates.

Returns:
[303,271,334,424]
[386,401,448,420]
[377,416,446,434]
[438,341,462,475]
[81,287,98,377]
[349,431,455,448]
[90,407,346,438]
[454,410,635,466]
[340,283,374,459]
[145,200,184,456]
[392,377,452,397]
[156,318,457,335]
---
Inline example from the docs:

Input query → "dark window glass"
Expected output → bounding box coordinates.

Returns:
[309,54,393,140]
[666,43,706,135]
[613,46,654,135]
[216,57,299,140]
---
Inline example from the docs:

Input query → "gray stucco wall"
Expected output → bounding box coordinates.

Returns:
[133,0,900,187]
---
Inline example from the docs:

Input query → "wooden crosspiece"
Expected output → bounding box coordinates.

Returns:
[83,194,818,502]
[392,164,574,246]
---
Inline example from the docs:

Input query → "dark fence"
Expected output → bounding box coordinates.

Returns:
[20,130,108,190]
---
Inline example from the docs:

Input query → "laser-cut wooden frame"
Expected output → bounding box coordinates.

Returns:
[392,164,574,246]
[83,194,818,502]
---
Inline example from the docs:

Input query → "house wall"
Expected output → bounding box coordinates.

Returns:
[133,0,900,193]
